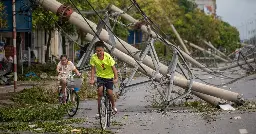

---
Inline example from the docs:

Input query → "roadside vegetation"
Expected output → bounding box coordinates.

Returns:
[0,86,111,133]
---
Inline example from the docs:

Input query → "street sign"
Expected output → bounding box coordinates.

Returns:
[0,0,32,32]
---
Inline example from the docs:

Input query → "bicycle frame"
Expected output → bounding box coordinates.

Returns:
[99,82,112,130]
[58,72,80,117]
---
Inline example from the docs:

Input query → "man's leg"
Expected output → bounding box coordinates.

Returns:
[105,80,117,113]
[97,86,103,112]
[107,89,116,109]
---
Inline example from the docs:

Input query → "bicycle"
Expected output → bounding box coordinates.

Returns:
[58,72,83,117]
[98,81,113,130]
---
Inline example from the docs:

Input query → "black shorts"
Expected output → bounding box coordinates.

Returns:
[97,77,114,90]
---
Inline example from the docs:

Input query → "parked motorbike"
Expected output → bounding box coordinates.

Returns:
[0,57,14,85]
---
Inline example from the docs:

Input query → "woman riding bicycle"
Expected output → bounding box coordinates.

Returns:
[56,54,81,99]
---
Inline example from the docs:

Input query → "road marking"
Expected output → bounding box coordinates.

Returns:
[239,129,248,134]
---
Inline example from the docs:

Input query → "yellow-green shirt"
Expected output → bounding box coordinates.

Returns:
[90,52,115,79]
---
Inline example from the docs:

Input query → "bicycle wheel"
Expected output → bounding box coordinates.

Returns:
[106,98,112,127]
[66,88,79,117]
[99,97,108,130]
[58,86,64,103]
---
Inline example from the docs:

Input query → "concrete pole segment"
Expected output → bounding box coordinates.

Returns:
[218,58,255,71]
[186,41,229,62]
[191,91,224,106]
[203,40,231,61]
[170,24,190,54]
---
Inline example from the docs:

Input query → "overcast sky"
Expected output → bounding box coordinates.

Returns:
[216,0,256,39]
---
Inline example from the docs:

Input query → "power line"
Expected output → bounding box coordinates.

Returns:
[68,0,148,73]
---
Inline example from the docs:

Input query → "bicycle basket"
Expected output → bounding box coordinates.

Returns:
[67,78,83,90]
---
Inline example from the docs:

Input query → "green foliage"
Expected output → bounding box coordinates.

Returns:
[235,100,256,111]
[0,84,112,133]
[0,103,69,122]
[0,86,68,122]
[18,63,58,81]
[78,73,98,100]
[11,86,57,104]
[32,8,58,30]
[213,21,240,52]
[0,119,112,134]
[183,101,218,112]
[178,0,197,13]
[134,0,240,55]
[0,2,7,28]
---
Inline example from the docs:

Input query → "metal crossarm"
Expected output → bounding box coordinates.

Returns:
[120,25,161,92]
[124,37,153,87]
[160,47,194,110]
[105,12,116,54]
[149,38,160,80]
[166,48,179,101]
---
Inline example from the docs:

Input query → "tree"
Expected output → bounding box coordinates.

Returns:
[213,20,240,52]
[134,0,240,54]
[32,0,81,62]
[0,2,7,29]
[178,0,197,13]
[32,7,58,62]
[32,0,129,61]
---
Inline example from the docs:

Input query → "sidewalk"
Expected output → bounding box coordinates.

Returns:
[0,80,57,106]
[0,80,57,93]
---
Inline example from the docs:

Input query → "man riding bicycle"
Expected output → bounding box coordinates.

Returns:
[89,41,118,114]
[56,54,81,99]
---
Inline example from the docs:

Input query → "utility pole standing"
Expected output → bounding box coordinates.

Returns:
[12,0,17,92]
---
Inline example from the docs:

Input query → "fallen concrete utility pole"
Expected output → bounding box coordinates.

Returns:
[84,33,222,106]
[191,91,224,106]
[170,24,190,54]
[203,40,231,61]
[170,23,190,54]
[36,0,183,77]
[36,0,243,104]
[185,41,229,62]
[84,33,242,104]
[108,5,213,73]
[218,58,255,71]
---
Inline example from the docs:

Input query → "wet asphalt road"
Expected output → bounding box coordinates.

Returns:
[73,68,256,134]
[1,67,255,133]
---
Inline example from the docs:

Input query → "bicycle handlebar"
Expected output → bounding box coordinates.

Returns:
[58,71,83,80]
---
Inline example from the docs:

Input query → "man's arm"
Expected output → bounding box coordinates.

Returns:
[112,66,118,83]
[89,66,96,85]
[91,66,95,80]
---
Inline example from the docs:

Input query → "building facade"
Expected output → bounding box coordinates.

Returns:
[193,0,217,16]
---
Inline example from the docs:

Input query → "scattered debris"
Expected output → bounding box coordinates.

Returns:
[234,116,241,120]
[219,104,235,111]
